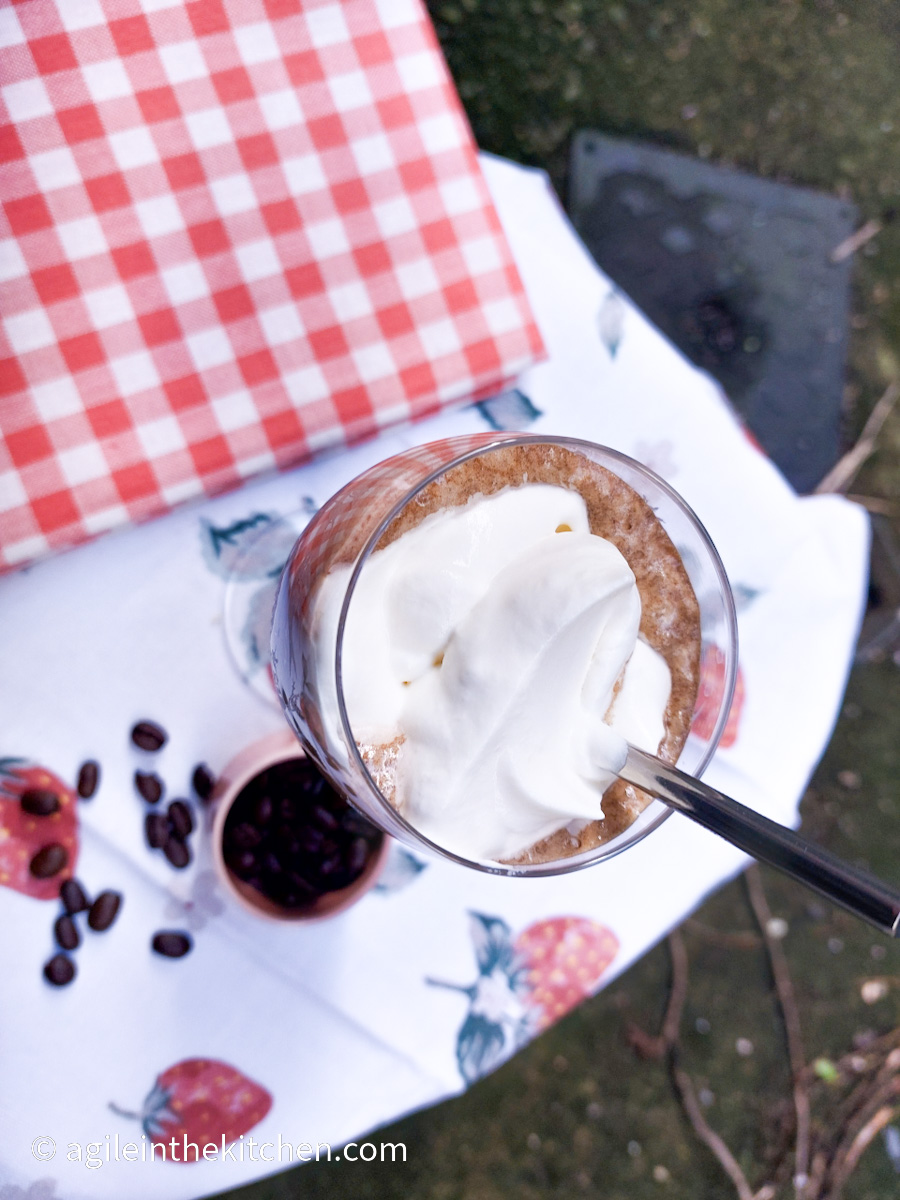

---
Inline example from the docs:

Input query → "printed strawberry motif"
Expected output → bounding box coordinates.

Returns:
[111,1059,272,1160]
[692,645,746,748]
[513,917,620,1031]
[428,912,619,1083]
[0,758,79,899]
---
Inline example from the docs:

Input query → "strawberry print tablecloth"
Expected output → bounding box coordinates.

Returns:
[0,154,868,1200]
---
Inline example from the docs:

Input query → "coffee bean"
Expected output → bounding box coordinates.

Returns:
[76,760,99,799]
[145,812,169,850]
[299,827,324,855]
[30,843,68,878]
[134,771,163,804]
[168,800,193,839]
[295,769,325,798]
[229,822,262,850]
[44,953,76,987]
[131,720,167,752]
[341,809,378,837]
[253,795,273,826]
[262,851,282,877]
[151,930,192,958]
[191,763,215,801]
[164,837,191,870]
[312,804,339,832]
[55,913,80,951]
[318,853,343,878]
[288,872,318,900]
[21,788,60,816]
[225,848,257,878]
[60,878,89,914]
[88,890,122,932]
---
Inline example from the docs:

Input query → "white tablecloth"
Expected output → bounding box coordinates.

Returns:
[0,154,868,1200]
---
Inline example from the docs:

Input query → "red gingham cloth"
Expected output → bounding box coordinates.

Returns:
[0,0,543,574]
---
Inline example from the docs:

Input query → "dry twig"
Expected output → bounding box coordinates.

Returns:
[626,909,900,1199]
[815,381,900,495]
[822,1084,900,1199]
[745,866,811,1193]
[829,218,882,263]
[832,1105,896,1188]
[685,917,763,949]
[626,928,689,1059]
[672,1062,758,1200]
[844,493,895,516]
[628,931,762,1198]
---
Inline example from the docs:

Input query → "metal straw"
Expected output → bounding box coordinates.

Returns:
[620,744,900,937]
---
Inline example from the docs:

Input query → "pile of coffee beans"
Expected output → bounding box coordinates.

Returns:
[37,724,213,988]
[130,719,211,872]
[14,765,119,988]
[222,757,383,911]
[44,879,123,987]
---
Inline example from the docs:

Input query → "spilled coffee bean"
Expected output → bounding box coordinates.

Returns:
[30,843,68,878]
[222,757,383,912]
[131,720,167,752]
[76,760,99,799]
[192,763,215,801]
[44,953,76,987]
[55,914,80,951]
[164,837,191,870]
[60,877,90,914]
[168,800,193,839]
[88,890,122,932]
[21,788,60,816]
[152,930,192,958]
[134,771,163,804]
[145,812,169,850]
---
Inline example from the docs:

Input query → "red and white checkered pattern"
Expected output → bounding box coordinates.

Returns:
[0,0,543,573]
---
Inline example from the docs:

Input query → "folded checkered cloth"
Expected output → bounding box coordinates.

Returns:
[0,0,542,572]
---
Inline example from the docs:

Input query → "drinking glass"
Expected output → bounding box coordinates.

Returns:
[270,434,738,876]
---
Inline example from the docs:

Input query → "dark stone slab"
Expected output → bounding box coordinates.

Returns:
[568,131,858,493]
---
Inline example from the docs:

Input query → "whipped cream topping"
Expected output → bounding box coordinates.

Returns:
[316,485,672,863]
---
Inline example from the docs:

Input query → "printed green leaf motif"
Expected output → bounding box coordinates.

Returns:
[456,1012,510,1084]
[598,290,626,357]
[475,388,542,431]
[374,846,427,893]
[469,911,516,976]
[200,514,297,581]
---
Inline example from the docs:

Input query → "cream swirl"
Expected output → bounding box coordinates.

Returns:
[315,485,671,862]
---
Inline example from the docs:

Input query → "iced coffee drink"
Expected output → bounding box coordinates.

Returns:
[300,442,703,866]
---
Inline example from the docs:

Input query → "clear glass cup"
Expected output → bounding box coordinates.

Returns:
[270,433,738,876]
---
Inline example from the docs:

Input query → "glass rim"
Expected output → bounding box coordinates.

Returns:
[333,433,739,876]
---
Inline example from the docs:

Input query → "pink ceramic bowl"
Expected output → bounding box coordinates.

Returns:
[211,729,389,922]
